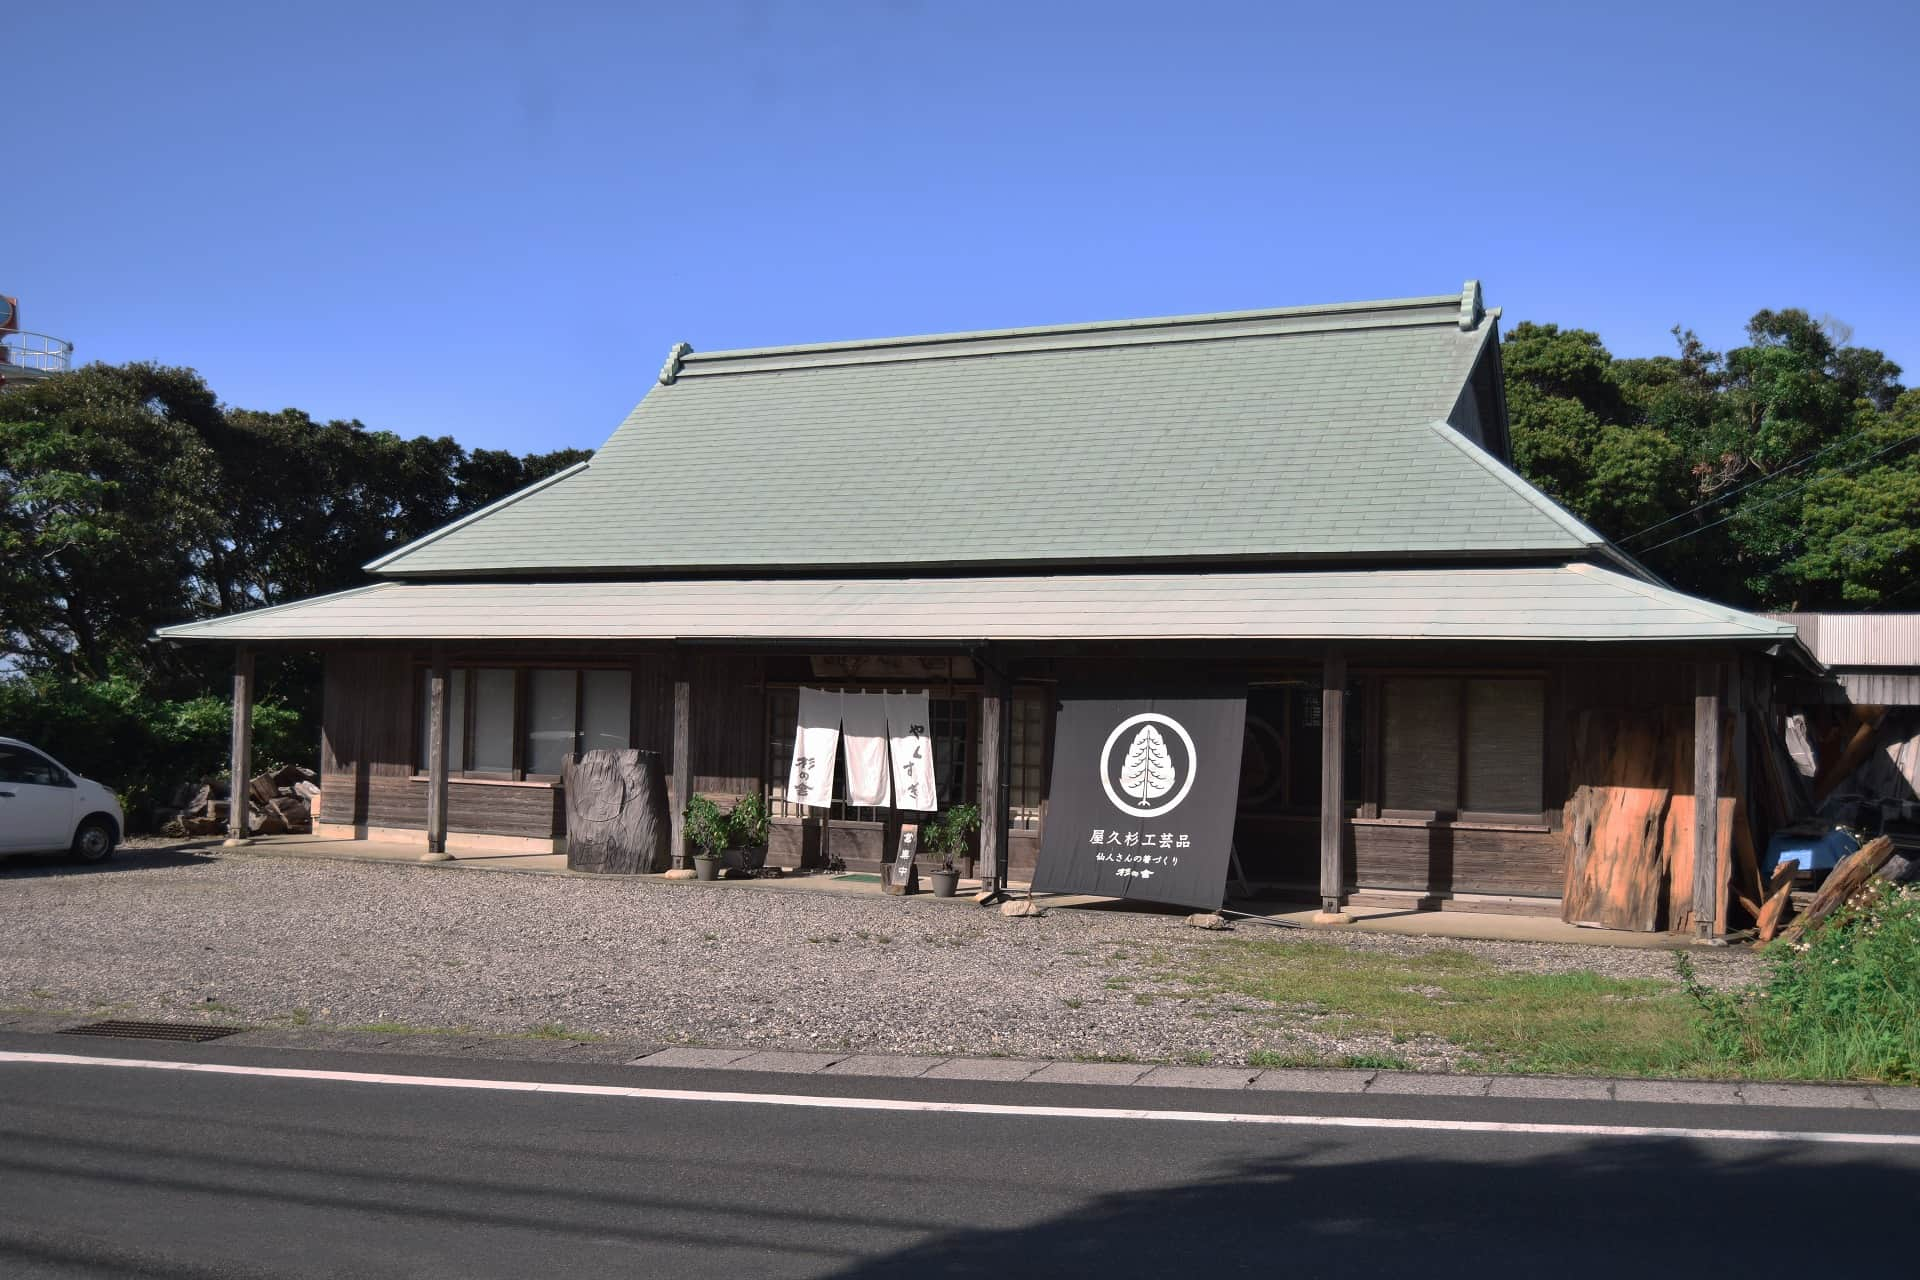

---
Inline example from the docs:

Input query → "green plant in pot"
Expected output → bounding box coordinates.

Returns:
[684,795,730,881]
[922,803,980,898]
[726,792,771,872]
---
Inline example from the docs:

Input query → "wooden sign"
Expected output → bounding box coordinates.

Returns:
[885,824,920,895]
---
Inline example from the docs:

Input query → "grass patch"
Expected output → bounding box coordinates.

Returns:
[344,1021,472,1037]
[1062,997,1084,1010]
[1246,1049,1326,1069]
[1342,1052,1412,1071]
[1171,938,1709,1078]
[1688,882,1920,1083]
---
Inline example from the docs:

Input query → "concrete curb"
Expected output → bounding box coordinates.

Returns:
[7,1016,1913,1112]
[612,1049,1920,1111]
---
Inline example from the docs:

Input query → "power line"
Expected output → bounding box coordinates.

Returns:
[1619,429,1886,545]
[1636,427,1920,556]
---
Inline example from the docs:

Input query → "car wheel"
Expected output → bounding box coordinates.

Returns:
[71,817,116,864]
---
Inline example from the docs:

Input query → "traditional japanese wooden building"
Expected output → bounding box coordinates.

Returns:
[161,283,1814,935]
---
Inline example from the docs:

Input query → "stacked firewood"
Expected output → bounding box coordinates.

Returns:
[157,765,319,838]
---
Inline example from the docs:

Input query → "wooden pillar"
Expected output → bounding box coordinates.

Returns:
[1693,661,1723,941]
[225,646,254,847]
[1317,648,1348,920]
[669,659,693,869]
[423,647,453,861]
[978,662,1012,892]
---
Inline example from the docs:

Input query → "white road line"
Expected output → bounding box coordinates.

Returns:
[3,1051,1914,1149]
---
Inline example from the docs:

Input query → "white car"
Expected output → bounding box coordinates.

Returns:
[0,737,123,862]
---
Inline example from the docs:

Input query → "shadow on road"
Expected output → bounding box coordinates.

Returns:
[829,1137,1906,1277]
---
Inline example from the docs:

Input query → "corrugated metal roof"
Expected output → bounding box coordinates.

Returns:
[1767,613,1920,667]
[157,564,1794,645]
[366,287,1601,578]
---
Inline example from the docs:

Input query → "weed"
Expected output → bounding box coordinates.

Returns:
[1686,883,1920,1083]
[345,1021,471,1037]
[1063,997,1084,1010]
[1246,1049,1324,1068]
[525,1022,602,1042]
[1342,1052,1412,1071]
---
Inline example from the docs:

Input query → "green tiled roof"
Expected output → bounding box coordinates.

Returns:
[370,286,1602,577]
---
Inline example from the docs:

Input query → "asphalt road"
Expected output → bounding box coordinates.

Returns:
[2,1036,1916,1279]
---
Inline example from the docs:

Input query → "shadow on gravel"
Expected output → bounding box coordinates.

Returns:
[830,1137,1910,1278]
[0,846,217,878]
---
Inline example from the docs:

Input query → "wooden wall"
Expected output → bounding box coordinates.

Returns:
[319,648,560,838]
[313,642,1735,902]
[688,653,765,798]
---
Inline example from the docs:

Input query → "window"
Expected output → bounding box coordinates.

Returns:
[524,669,577,777]
[417,666,632,780]
[0,745,67,787]
[1010,692,1046,829]
[1463,679,1545,814]
[1381,676,1545,818]
[469,669,517,774]
[580,670,633,756]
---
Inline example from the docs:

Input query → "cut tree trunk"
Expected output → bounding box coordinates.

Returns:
[1777,837,1896,945]
[1755,860,1799,943]
[563,749,670,875]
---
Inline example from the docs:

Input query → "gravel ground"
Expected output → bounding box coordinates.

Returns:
[0,847,1767,1069]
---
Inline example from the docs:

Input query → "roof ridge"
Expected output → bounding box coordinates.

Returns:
[153,582,390,640]
[363,460,592,575]
[1564,564,1797,637]
[671,288,1480,379]
[1426,421,1605,547]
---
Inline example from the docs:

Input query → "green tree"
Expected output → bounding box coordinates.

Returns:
[0,364,227,682]
[1504,310,1915,610]
[1,361,597,818]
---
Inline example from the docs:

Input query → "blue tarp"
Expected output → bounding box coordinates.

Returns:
[1764,827,1860,875]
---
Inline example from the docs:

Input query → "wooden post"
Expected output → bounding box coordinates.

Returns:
[225,646,254,847]
[1693,661,1722,941]
[423,647,453,861]
[669,660,693,870]
[978,662,1012,892]
[1317,648,1348,921]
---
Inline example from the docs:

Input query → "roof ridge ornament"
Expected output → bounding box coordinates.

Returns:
[1459,280,1484,331]
[658,341,694,385]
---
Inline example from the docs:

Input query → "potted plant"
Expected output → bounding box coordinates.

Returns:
[922,803,980,898]
[684,795,729,881]
[725,792,771,872]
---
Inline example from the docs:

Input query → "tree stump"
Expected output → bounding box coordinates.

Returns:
[564,749,670,874]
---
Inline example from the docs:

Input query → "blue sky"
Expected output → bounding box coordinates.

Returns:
[13,1,1917,453]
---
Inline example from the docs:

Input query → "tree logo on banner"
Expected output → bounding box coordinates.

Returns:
[1100,713,1198,818]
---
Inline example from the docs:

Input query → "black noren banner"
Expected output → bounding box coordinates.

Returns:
[1031,685,1247,911]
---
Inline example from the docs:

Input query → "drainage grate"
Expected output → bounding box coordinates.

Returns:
[59,1020,246,1043]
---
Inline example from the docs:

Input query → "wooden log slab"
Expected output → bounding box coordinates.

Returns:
[563,749,670,875]
[1562,709,1674,930]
